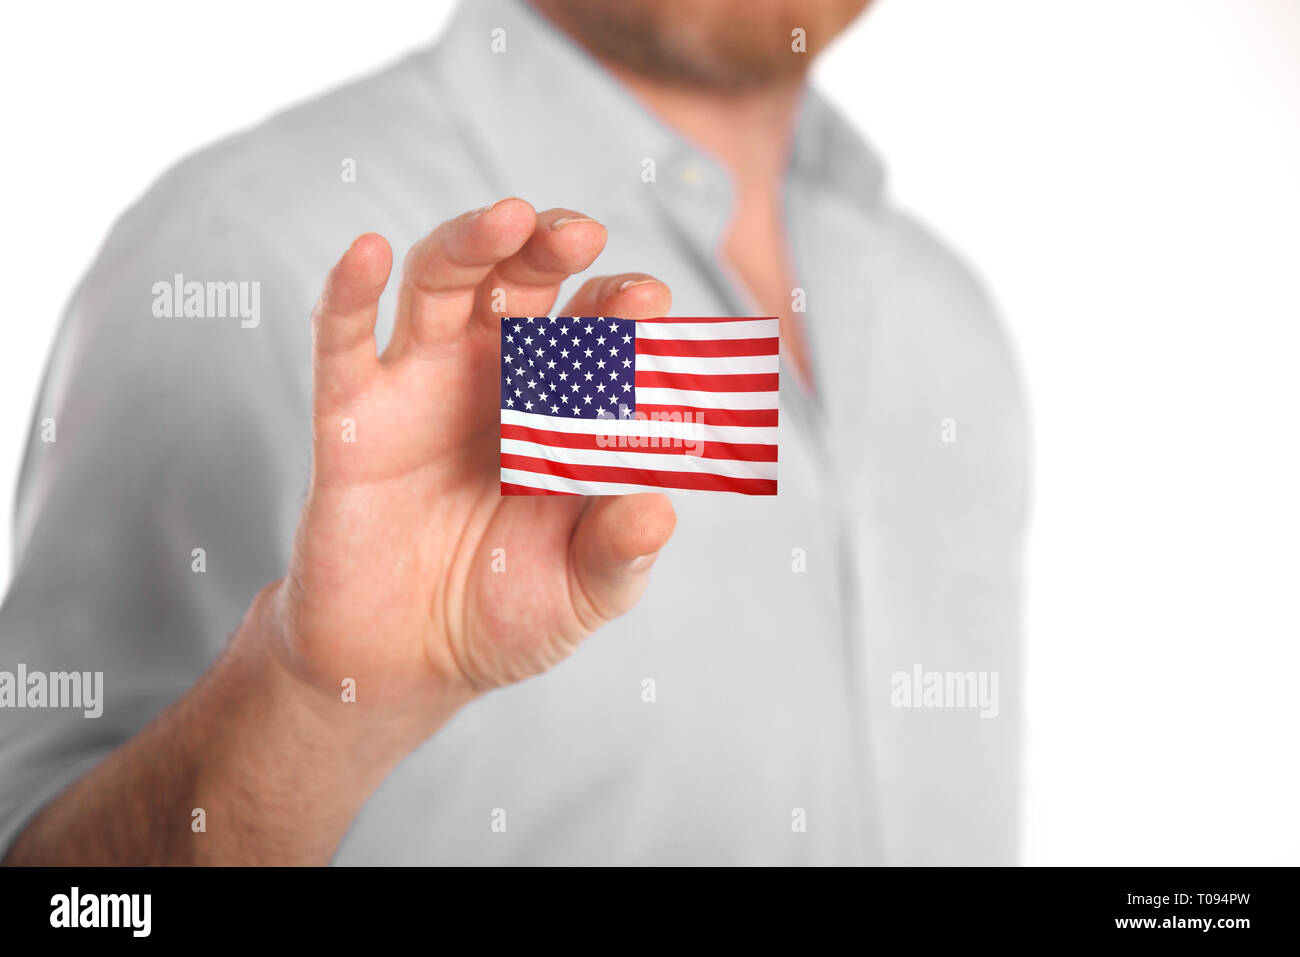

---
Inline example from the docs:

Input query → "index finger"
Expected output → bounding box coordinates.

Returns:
[385,198,538,360]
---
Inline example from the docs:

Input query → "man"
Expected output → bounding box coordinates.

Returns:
[0,0,1026,865]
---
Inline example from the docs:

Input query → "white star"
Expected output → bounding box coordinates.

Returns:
[582,394,593,404]
[584,324,594,334]
[622,333,631,344]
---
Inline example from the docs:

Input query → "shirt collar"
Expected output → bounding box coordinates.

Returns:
[790,88,887,214]
[426,0,886,224]
[428,0,679,222]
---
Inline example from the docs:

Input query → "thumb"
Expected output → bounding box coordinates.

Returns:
[569,494,677,628]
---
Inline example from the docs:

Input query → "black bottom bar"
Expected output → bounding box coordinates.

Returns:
[0,865,1292,944]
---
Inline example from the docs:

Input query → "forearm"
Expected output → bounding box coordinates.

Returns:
[3,584,466,866]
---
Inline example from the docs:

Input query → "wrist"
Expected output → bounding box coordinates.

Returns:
[228,580,474,763]
[188,584,472,862]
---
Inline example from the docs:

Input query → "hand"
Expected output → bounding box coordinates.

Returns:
[258,199,676,741]
[2,199,679,866]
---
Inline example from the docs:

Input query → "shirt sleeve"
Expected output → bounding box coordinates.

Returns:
[0,188,314,856]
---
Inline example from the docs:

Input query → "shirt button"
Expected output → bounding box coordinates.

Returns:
[680,163,703,187]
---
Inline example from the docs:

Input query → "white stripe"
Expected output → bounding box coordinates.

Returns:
[501,439,777,480]
[501,409,778,445]
[636,319,778,341]
[635,387,778,410]
[634,353,778,375]
[501,468,744,496]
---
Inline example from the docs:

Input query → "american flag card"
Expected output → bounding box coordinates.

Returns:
[499,316,779,495]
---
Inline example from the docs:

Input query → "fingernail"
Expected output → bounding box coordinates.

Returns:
[629,552,659,572]
[551,216,598,230]
[471,197,519,219]
[618,278,658,293]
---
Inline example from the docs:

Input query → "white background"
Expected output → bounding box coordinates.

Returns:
[2,0,1297,865]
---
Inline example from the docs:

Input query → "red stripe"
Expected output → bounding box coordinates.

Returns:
[635,371,779,392]
[501,454,777,495]
[500,481,577,496]
[502,423,777,462]
[636,316,776,324]
[635,405,779,428]
[635,336,779,358]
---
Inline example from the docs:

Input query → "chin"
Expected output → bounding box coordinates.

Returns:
[530,0,873,89]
